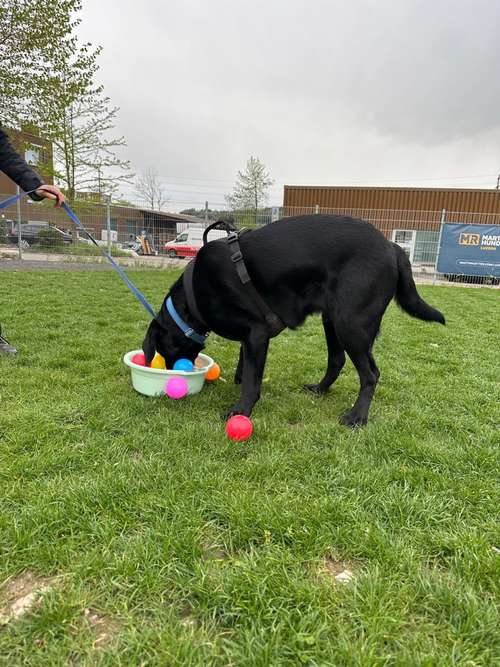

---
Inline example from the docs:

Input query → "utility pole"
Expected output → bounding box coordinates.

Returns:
[496,174,500,190]
[204,200,208,223]
[106,193,112,256]
[16,185,22,260]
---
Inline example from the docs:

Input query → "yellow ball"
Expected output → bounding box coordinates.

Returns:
[205,362,221,381]
[151,352,166,369]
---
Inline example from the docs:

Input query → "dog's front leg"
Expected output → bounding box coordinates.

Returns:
[223,329,269,419]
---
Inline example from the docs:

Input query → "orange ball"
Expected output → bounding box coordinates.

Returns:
[205,362,221,381]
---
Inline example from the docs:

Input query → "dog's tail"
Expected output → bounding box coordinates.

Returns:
[393,243,445,324]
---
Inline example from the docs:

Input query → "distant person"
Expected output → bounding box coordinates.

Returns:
[0,126,65,355]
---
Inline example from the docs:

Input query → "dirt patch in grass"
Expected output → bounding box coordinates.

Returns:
[178,604,200,631]
[320,557,357,585]
[203,544,229,561]
[287,421,307,430]
[83,607,121,649]
[0,571,58,625]
[201,527,230,562]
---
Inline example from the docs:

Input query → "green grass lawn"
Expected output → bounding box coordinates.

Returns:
[29,242,132,257]
[0,270,499,666]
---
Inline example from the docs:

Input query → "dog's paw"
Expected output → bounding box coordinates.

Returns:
[303,383,328,395]
[339,409,367,428]
[222,404,249,420]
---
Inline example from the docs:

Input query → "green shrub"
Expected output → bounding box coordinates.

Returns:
[0,218,7,244]
[37,226,64,248]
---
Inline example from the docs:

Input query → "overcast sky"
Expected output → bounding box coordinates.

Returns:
[79,0,500,211]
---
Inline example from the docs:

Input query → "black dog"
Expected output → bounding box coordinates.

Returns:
[143,215,444,426]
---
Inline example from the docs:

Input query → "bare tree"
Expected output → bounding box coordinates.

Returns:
[134,168,168,210]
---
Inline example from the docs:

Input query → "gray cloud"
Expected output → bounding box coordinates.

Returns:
[79,0,500,208]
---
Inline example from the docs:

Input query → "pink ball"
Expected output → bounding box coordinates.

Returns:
[225,415,253,441]
[165,376,188,400]
[131,352,146,366]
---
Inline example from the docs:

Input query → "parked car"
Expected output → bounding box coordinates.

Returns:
[164,227,227,258]
[7,221,72,248]
[444,273,499,286]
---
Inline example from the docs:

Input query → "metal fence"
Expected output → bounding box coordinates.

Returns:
[1,192,498,286]
[0,191,178,260]
[0,193,280,260]
[282,205,500,286]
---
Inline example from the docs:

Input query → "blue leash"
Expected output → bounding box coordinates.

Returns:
[0,190,157,318]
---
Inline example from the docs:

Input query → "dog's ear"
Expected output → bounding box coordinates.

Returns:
[142,321,157,364]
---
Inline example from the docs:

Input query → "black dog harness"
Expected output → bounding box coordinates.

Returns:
[225,231,285,337]
[179,224,285,342]
[182,259,209,337]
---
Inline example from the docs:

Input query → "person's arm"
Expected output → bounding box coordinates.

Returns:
[0,128,64,207]
[0,127,43,196]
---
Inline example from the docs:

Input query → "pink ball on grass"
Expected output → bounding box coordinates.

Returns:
[165,376,189,400]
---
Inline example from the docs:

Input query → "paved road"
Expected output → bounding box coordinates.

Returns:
[0,259,116,271]
[0,247,187,271]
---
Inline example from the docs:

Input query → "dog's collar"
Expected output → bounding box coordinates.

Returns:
[166,296,208,346]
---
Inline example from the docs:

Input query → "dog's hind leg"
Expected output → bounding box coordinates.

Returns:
[234,345,244,384]
[368,350,380,383]
[304,313,345,395]
[336,319,381,427]
[223,328,270,419]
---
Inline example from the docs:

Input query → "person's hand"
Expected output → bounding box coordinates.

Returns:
[35,184,65,208]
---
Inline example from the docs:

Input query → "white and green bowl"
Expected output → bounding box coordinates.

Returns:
[123,349,214,397]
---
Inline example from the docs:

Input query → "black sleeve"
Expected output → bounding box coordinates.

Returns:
[0,127,44,199]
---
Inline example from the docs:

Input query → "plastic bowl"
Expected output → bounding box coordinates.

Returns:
[123,349,215,397]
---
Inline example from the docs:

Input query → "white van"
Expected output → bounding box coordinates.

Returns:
[164,226,227,258]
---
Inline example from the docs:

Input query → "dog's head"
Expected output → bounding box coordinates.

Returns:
[142,316,203,369]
